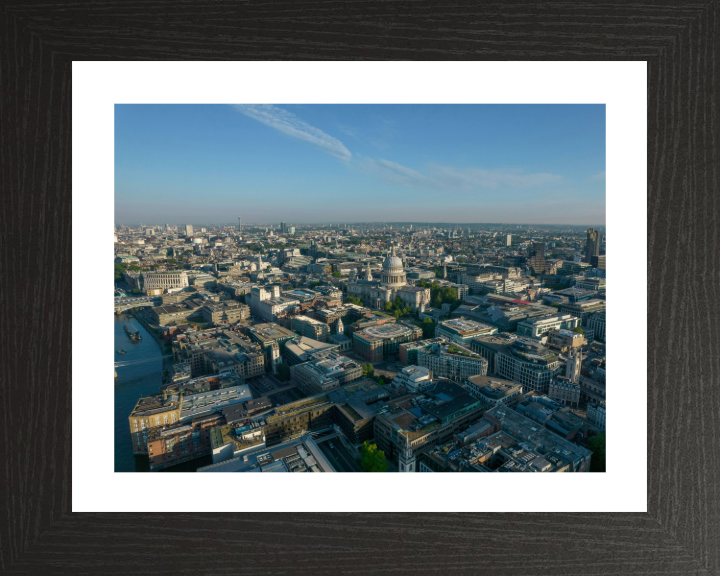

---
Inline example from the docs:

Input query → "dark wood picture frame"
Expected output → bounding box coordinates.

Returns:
[2,2,717,574]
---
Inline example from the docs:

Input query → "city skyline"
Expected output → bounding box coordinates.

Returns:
[115,104,606,225]
[116,220,605,228]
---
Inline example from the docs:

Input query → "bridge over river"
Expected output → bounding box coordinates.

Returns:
[114,295,161,314]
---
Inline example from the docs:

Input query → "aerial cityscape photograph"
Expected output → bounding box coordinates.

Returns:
[114,104,607,474]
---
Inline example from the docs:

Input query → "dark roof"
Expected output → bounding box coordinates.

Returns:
[246,398,271,410]
[270,446,297,461]
[222,405,248,423]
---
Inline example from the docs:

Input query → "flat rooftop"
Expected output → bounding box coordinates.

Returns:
[285,337,337,358]
[439,317,496,336]
[199,434,335,473]
[520,313,574,326]
[249,323,297,343]
[359,323,413,339]
[179,384,253,420]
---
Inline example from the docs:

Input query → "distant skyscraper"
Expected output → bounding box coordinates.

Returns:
[527,243,548,274]
[280,222,287,233]
[185,224,193,237]
[531,242,546,258]
[238,217,242,232]
[505,234,512,247]
[585,228,600,262]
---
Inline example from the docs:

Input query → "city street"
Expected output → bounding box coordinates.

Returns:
[317,438,362,472]
[247,373,303,405]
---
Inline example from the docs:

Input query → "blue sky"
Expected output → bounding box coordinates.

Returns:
[115,104,605,225]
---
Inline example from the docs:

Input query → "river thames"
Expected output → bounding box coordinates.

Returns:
[114,313,213,472]
[114,313,163,471]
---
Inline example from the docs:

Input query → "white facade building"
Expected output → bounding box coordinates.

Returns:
[586,310,606,342]
[516,313,580,340]
[393,366,433,393]
[587,401,606,431]
[141,271,189,292]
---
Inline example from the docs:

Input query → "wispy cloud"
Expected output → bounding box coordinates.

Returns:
[233,105,563,193]
[590,171,606,181]
[358,157,432,188]
[357,159,562,192]
[428,165,563,191]
[232,104,352,161]
[336,125,359,139]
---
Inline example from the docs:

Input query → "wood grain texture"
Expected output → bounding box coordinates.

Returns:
[1,1,718,574]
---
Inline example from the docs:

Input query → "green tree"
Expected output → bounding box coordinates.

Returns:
[346,296,363,306]
[361,363,375,379]
[360,441,388,472]
[587,433,606,472]
[332,271,342,278]
[377,377,385,386]
[276,363,291,382]
[127,264,141,272]
[420,317,436,338]
[573,326,585,335]
[166,258,177,264]
[384,302,393,312]
[114,263,127,281]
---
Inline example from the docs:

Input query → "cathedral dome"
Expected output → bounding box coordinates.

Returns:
[382,245,404,271]
[382,254,404,271]
[381,245,406,287]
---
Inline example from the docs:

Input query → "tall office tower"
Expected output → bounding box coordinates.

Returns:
[506,234,512,247]
[280,222,287,234]
[531,242,546,258]
[238,217,241,232]
[585,228,600,262]
[527,242,548,274]
[185,224,194,237]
